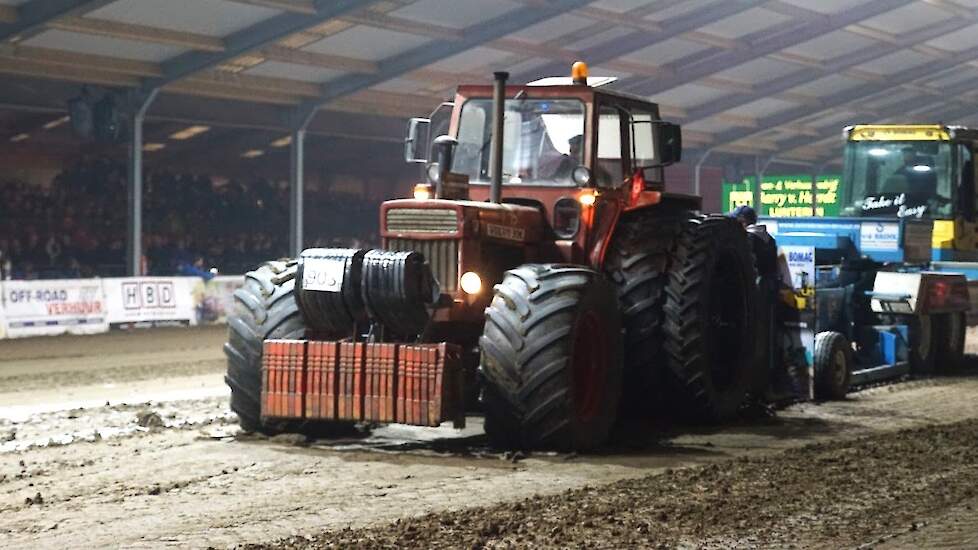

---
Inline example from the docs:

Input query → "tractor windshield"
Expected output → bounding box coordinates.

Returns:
[452,98,585,186]
[840,140,953,219]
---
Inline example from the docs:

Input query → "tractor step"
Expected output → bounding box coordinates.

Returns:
[261,339,465,428]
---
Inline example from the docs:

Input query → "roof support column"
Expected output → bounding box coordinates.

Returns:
[289,127,306,257]
[693,148,714,197]
[811,162,828,217]
[127,88,158,276]
[288,106,316,257]
[753,156,775,216]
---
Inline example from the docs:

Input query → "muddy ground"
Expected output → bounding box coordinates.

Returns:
[1,327,978,549]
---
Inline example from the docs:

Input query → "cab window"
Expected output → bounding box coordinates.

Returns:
[629,109,663,184]
[452,98,585,186]
[596,106,625,187]
[961,143,975,220]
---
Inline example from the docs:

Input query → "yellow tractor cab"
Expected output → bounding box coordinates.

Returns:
[840,124,978,261]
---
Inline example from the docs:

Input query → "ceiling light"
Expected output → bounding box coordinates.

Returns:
[270,136,292,147]
[43,116,70,130]
[9,133,29,143]
[143,142,166,152]
[242,149,265,158]
[169,125,210,140]
[867,148,889,157]
[912,164,932,172]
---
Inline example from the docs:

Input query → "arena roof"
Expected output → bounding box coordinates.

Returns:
[2,0,978,168]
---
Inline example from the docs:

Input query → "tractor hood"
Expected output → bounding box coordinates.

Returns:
[381,199,545,244]
[760,216,933,265]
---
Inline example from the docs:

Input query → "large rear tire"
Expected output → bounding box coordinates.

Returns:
[878,313,937,374]
[224,260,306,433]
[479,265,624,452]
[934,312,966,372]
[604,207,688,410]
[663,216,759,421]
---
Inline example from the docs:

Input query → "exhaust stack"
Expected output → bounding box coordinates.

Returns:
[489,71,508,204]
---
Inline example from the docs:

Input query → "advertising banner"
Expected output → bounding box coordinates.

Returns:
[102,277,203,327]
[780,245,817,292]
[0,279,108,338]
[0,274,248,339]
[199,275,244,324]
[722,174,842,217]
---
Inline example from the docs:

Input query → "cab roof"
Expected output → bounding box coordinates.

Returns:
[454,83,662,114]
[844,124,978,143]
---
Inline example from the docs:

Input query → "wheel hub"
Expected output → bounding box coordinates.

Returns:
[833,349,848,387]
[572,312,607,423]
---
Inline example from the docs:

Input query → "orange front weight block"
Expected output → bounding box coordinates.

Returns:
[261,339,464,428]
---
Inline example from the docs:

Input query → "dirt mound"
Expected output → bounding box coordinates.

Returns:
[251,419,978,549]
[136,411,164,428]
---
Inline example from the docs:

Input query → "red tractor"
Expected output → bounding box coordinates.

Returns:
[224,63,759,451]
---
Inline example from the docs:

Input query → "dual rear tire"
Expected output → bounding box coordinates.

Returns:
[479,215,761,451]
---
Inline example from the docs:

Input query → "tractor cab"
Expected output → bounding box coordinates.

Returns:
[392,63,692,308]
[405,63,684,199]
[839,124,978,261]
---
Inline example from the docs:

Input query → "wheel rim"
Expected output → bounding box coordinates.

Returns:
[917,315,932,360]
[708,249,748,391]
[833,349,848,388]
[572,312,608,423]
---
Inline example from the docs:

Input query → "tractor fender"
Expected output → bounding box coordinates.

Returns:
[590,194,699,269]
[870,271,970,315]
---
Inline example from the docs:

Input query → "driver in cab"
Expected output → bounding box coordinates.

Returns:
[557,135,612,184]
[890,146,937,197]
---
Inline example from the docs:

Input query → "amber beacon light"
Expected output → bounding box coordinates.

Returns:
[571,61,588,85]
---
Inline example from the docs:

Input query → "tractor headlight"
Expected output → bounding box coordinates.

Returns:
[578,189,598,206]
[413,183,432,200]
[460,271,482,295]
[572,166,591,186]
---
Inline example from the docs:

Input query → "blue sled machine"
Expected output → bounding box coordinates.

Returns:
[755,215,970,402]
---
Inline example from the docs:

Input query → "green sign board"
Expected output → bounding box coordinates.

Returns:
[721,175,842,217]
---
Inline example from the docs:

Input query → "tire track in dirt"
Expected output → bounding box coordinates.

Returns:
[247,419,978,550]
[3,327,978,548]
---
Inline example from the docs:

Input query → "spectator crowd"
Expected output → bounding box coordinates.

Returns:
[0,157,381,280]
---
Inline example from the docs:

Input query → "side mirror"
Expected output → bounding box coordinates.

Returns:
[431,135,458,197]
[655,122,682,166]
[404,117,430,163]
[631,119,682,170]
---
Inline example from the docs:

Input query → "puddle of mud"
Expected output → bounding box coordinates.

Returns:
[0,396,236,453]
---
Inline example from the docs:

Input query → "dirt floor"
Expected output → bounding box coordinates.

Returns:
[2,326,978,549]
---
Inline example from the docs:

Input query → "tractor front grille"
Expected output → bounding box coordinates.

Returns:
[386,238,459,293]
[385,208,458,234]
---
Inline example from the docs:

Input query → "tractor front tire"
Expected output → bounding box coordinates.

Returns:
[479,265,624,452]
[224,260,306,433]
[663,216,759,422]
[814,331,851,400]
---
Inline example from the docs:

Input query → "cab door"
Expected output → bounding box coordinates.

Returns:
[585,100,631,267]
[953,142,978,257]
